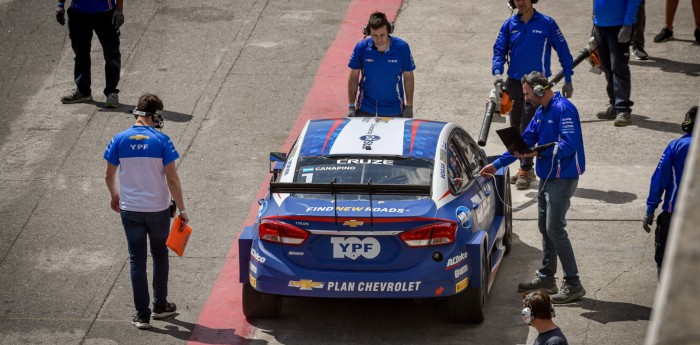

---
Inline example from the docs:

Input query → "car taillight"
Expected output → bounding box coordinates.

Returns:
[259,219,309,245]
[400,221,457,247]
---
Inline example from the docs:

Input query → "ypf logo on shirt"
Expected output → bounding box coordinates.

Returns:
[331,237,380,260]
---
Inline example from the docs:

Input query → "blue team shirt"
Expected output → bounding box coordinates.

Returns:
[492,10,574,83]
[70,0,116,13]
[646,134,692,214]
[104,125,180,212]
[348,36,416,116]
[594,0,642,27]
[493,92,585,180]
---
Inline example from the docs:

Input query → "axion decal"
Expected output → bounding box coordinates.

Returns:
[289,279,324,290]
[337,158,394,165]
[331,237,380,260]
[445,251,468,270]
[251,248,266,264]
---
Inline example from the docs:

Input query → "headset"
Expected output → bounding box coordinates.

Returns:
[508,0,538,10]
[533,82,551,98]
[362,12,394,36]
[133,109,164,129]
[522,291,555,325]
[682,106,697,134]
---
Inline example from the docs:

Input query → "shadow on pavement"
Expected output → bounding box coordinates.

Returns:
[568,297,652,324]
[88,101,194,123]
[630,56,700,76]
[573,187,637,204]
[581,115,680,134]
[156,316,265,344]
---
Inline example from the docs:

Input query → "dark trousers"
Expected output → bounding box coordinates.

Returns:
[593,25,633,114]
[506,78,535,171]
[67,7,121,97]
[654,211,672,278]
[120,209,171,316]
[632,0,646,48]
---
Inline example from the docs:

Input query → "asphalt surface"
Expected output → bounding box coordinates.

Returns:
[0,0,698,344]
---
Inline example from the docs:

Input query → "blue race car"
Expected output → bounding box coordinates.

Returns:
[238,117,512,323]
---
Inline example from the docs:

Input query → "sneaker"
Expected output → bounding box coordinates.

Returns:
[60,90,92,104]
[131,313,150,330]
[653,27,673,42]
[105,93,119,108]
[517,275,558,294]
[515,169,536,190]
[152,302,176,320]
[596,105,617,120]
[614,112,632,127]
[509,168,534,184]
[550,283,586,304]
[632,46,649,60]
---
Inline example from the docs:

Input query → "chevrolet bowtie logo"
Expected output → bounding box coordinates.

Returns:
[289,279,324,290]
[129,134,150,140]
[343,220,364,227]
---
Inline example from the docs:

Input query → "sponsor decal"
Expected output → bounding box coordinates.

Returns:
[439,143,447,179]
[302,167,314,173]
[342,220,364,228]
[306,206,406,213]
[331,237,380,260]
[388,59,398,63]
[130,144,149,150]
[295,221,309,226]
[283,143,299,176]
[436,286,444,296]
[249,262,258,275]
[337,158,394,165]
[249,274,257,288]
[288,251,304,256]
[326,281,422,292]
[313,166,356,171]
[455,206,472,229]
[456,277,469,293]
[129,134,150,140]
[360,134,381,151]
[445,251,468,270]
[454,265,469,279]
[289,279,324,290]
[257,200,268,218]
[251,248,266,264]
[365,58,374,63]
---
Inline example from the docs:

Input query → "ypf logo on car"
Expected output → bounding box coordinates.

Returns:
[360,135,381,151]
[330,237,380,260]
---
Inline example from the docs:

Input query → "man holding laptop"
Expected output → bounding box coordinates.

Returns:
[479,71,587,304]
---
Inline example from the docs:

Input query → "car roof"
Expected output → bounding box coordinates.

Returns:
[297,117,449,160]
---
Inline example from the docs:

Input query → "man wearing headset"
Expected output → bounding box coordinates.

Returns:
[347,12,415,118]
[522,291,568,345]
[104,93,188,329]
[493,0,575,190]
[480,71,586,304]
[643,106,696,278]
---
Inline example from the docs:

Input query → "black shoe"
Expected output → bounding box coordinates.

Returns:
[596,105,617,120]
[132,313,150,330]
[653,27,673,42]
[632,46,649,60]
[60,90,92,104]
[551,283,586,304]
[152,302,177,319]
[517,275,558,294]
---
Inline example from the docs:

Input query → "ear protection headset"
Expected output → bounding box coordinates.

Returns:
[682,106,697,134]
[521,291,555,325]
[133,109,164,129]
[508,0,538,10]
[533,82,551,98]
[362,13,394,36]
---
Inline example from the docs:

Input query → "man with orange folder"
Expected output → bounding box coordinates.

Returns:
[104,93,189,330]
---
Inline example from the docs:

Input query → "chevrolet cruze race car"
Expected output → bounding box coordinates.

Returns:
[238,117,512,323]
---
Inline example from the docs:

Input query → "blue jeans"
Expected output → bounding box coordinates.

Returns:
[536,178,581,286]
[120,209,171,315]
[594,25,633,114]
[67,7,121,96]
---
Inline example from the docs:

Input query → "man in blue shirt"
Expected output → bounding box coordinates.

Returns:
[104,93,189,329]
[348,12,415,118]
[644,106,696,277]
[593,0,642,126]
[56,0,124,108]
[480,72,586,304]
[493,0,574,190]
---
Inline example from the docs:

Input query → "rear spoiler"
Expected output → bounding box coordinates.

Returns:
[270,181,431,196]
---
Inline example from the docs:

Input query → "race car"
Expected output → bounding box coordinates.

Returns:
[238,117,512,323]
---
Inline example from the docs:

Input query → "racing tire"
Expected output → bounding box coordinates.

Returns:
[242,283,283,319]
[447,248,488,323]
[503,177,513,255]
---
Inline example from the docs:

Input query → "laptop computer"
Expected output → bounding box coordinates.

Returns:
[495,127,555,155]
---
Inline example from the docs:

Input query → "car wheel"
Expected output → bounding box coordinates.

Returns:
[503,178,513,255]
[447,248,488,323]
[242,283,283,319]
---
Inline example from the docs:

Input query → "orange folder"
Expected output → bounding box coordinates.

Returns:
[166,217,192,257]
